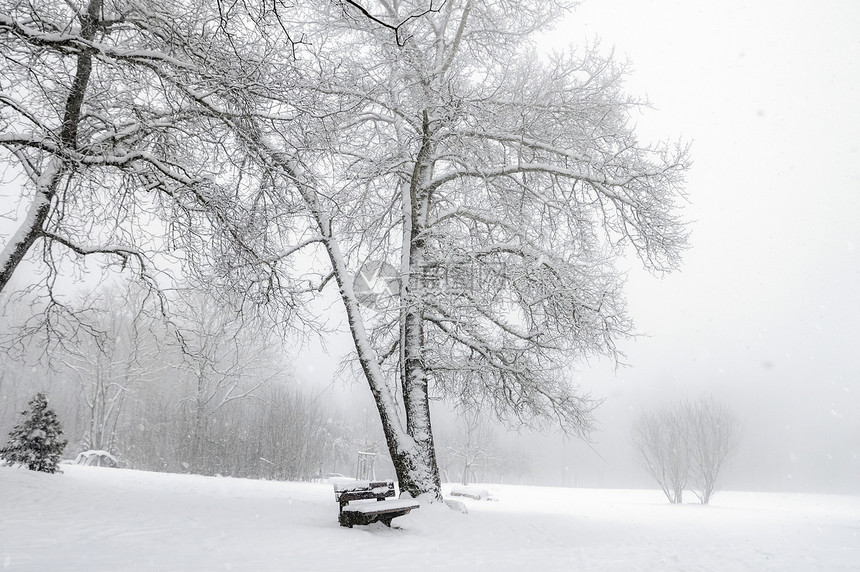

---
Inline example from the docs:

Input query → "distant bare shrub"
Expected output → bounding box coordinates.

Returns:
[633,397,740,504]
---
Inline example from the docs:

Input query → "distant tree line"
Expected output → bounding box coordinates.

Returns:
[0,281,537,484]
[0,283,368,480]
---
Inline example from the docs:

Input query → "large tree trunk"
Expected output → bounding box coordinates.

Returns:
[395,110,443,498]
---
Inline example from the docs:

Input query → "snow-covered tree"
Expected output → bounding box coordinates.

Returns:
[0,0,304,328]
[0,0,175,297]
[0,392,68,473]
[235,1,688,498]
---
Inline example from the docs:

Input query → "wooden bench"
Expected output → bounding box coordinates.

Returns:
[332,479,420,528]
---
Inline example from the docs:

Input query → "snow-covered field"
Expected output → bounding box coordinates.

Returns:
[1,465,858,571]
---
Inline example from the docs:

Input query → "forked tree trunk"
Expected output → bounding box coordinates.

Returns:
[274,149,444,500]
[331,234,442,499]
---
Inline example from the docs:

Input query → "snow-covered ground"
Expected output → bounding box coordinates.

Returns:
[1,465,858,571]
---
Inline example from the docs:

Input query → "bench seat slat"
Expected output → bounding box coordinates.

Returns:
[343,499,421,515]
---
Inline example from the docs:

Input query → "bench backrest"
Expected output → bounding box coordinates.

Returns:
[334,480,395,509]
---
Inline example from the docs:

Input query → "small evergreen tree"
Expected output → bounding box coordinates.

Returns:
[0,393,68,473]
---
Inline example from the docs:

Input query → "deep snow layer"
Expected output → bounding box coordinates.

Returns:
[1,465,858,571]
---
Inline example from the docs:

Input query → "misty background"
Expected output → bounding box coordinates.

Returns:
[2,0,858,493]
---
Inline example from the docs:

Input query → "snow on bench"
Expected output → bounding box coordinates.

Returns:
[332,479,420,528]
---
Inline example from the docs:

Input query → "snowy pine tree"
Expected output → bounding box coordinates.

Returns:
[0,393,68,473]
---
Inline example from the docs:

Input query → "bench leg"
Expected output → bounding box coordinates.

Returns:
[379,515,394,527]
